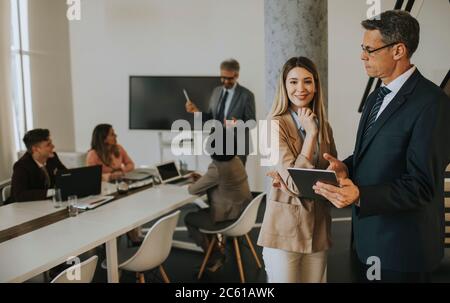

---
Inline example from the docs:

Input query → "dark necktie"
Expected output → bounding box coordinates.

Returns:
[362,86,391,140]
[41,166,51,188]
[216,90,229,123]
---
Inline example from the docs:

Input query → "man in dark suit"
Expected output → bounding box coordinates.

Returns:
[11,128,67,202]
[185,59,256,165]
[313,10,450,282]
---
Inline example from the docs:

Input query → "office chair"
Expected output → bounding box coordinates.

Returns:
[1,185,11,205]
[197,193,265,283]
[50,255,98,283]
[105,211,180,283]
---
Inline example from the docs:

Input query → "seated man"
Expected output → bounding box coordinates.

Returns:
[11,129,67,202]
[185,134,253,270]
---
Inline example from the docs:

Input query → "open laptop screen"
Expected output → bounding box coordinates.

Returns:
[55,165,102,200]
[157,162,180,182]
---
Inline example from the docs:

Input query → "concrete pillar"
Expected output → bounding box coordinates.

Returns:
[264,0,328,112]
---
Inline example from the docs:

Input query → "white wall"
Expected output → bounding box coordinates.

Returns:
[28,0,75,151]
[68,0,449,191]
[328,0,450,158]
[69,0,266,191]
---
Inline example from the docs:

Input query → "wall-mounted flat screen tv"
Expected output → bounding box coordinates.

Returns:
[129,76,221,130]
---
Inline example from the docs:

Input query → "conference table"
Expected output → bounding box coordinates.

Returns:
[0,183,199,283]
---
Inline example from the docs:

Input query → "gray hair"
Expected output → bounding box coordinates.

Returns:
[220,58,240,72]
[361,10,420,58]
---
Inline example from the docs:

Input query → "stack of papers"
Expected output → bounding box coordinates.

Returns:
[76,195,115,210]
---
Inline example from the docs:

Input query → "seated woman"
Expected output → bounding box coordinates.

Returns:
[86,124,135,182]
[87,124,140,245]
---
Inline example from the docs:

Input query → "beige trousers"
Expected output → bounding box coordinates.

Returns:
[262,247,327,283]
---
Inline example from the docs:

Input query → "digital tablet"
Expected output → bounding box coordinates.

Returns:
[287,168,339,200]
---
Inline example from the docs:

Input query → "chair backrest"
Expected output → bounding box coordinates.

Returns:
[119,211,180,272]
[220,193,265,237]
[51,255,98,283]
[1,185,11,205]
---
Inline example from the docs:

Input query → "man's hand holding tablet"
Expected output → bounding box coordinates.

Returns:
[287,168,339,200]
[313,153,360,208]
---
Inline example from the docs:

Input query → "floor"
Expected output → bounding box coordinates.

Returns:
[91,198,450,283]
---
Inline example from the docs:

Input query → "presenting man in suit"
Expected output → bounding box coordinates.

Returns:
[313,10,450,282]
[185,59,256,166]
[11,128,67,202]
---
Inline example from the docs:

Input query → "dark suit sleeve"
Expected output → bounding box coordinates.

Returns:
[202,111,213,123]
[11,164,47,202]
[359,97,450,217]
[343,155,354,179]
[243,91,256,123]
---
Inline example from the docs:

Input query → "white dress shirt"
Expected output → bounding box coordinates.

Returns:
[376,65,416,120]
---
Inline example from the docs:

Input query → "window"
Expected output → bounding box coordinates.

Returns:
[10,0,32,152]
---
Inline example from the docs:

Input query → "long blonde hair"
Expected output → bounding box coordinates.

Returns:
[269,56,330,144]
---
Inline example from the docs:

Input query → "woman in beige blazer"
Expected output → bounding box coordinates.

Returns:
[257,57,337,283]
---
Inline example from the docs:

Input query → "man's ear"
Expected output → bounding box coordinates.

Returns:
[393,43,408,60]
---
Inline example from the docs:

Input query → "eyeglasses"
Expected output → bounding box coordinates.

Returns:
[220,76,236,81]
[361,42,398,55]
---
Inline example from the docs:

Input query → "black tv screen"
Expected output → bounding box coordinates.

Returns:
[129,76,221,130]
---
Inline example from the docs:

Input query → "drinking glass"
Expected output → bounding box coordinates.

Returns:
[68,195,79,217]
[53,189,63,208]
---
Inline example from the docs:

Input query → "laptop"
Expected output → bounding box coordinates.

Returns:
[156,161,191,184]
[55,165,102,200]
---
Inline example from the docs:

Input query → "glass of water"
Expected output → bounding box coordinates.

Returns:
[68,195,79,217]
[53,188,63,208]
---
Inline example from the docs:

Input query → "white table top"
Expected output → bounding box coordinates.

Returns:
[0,182,117,232]
[0,184,197,282]
[0,200,66,231]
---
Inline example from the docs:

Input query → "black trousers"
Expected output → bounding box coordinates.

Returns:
[184,209,235,251]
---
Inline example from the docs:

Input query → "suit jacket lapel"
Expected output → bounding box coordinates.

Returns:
[282,111,303,156]
[355,69,422,164]
[225,84,242,119]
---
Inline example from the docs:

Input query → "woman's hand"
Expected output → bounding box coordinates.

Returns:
[266,170,288,191]
[110,170,124,181]
[297,107,318,136]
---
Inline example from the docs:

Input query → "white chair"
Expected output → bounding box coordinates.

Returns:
[1,185,11,205]
[197,193,265,283]
[50,255,98,283]
[115,211,180,283]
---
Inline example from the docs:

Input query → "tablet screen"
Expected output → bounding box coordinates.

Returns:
[287,168,338,200]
